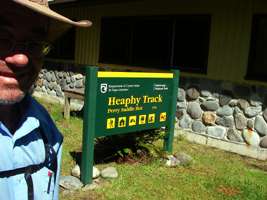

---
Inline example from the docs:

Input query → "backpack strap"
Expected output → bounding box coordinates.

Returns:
[0,146,48,200]
[0,162,46,178]
[39,126,58,181]
[0,127,59,200]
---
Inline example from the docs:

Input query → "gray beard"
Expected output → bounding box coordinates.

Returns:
[0,94,25,105]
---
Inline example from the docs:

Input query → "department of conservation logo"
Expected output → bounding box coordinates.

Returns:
[100,83,108,93]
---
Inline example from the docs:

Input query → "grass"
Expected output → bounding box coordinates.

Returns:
[37,98,267,200]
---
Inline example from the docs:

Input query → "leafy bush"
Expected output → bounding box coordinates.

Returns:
[95,128,167,164]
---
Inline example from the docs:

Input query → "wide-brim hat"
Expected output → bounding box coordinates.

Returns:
[14,0,92,27]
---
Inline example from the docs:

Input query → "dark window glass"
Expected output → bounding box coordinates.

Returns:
[99,15,210,73]
[173,15,210,73]
[247,15,267,81]
[99,18,131,65]
[47,27,75,60]
[131,17,172,68]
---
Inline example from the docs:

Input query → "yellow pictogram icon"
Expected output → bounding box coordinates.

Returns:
[148,114,155,123]
[118,117,127,128]
[139,115,146,125]
[129,116,137,126]
[159,112,167,122]
[106,118,115,129]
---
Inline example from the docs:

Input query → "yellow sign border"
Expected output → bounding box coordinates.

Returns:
[98,71,173,78]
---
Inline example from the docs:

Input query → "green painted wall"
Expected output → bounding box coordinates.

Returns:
[208,0,253,82]
[57,0,267,86]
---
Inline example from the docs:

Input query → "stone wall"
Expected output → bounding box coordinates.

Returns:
[35,67,267,157]
[35,68,85,98]
[176,77,267,150]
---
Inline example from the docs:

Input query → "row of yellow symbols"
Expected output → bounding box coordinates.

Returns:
[106,112,167,129]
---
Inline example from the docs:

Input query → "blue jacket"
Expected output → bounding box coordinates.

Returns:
[0,95,63,200]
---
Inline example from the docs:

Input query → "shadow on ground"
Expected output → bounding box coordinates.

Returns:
[70,134,138,165]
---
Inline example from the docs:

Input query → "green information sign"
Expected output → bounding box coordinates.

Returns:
[96,71,176,136]
[81,67,179,185]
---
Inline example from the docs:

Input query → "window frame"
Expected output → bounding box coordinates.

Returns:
[246,14,267,82]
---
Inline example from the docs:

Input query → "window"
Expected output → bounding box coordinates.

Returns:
[173,16,210,73]
[247,15,267,81]
[99,15,211,73]
[131,17,172,68]
[47,27,76,60]
[100,18,131,65]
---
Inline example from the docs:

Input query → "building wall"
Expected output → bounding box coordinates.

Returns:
[207,0,252,82]
[41,0,267,160]
[56,0,267,86]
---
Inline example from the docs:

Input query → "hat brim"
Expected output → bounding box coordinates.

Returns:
[13,0,92,27]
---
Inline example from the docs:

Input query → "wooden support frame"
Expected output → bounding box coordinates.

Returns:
[63,88,84,119]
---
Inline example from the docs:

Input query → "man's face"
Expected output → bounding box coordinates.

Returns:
[0,2,48,105]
